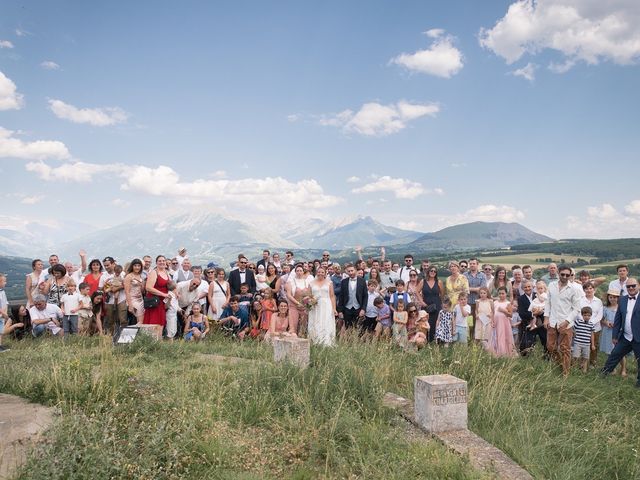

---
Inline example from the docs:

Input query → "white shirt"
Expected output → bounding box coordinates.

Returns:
[544,281,582,328]
[60,292,81,315]
[398,266,414,283]
[197,279,209,306]
[609,278,628,296]
[624,296,636,341]
[29,304,63,324]
[99,272,126,305]
[176,280,201,309]
[580,296,603,333]
[379,270,399,289]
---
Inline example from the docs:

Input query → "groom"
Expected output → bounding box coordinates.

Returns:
[338,264,368,331]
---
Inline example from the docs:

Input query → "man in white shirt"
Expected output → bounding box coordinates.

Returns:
[398,254,415,283]
[99,257,127,335]
[63,250,88,286]
[544,265,582,376]
[175,259,194,283]
[379,260,399,290]
[601,278,640,388]
[176,278,202,314]
[608,264,629,297]
[142,255,152,281]
[29,294,63,337]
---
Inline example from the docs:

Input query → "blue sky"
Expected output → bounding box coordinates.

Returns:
[1,0,639,239]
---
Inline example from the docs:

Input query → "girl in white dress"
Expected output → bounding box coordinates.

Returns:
[307,267,338,347]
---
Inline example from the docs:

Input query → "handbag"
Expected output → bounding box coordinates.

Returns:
[144,296,160,309]
[425,303,437,313]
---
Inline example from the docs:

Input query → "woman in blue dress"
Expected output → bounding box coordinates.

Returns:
[600,288,627,376]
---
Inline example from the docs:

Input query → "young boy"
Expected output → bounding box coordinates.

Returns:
[60,280,81,337]
[237,283,254,310]
[388,279,410,311]
[573,306,595,373]
[453,293,471,344]
[165,281,179,340]
[373,296,392,339]
[77,282,93,336]
[510,299,522,346]
[364,280,382,334]
[0,273,9,352]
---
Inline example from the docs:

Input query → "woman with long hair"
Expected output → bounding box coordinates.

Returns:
[25,259,46,307]
[124,258,145,325]
[4,305,32,340]
[422,267,444,342]
[285,263,312,336]
[83,259,104,296]
[207,268,230,320]
[407,269,425,308]
[143,255,170,327]
[489,266,512,301]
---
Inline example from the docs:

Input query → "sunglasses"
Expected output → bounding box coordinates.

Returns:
[408,310,418,313]
[559,273,571,277]
[627,284,638,288]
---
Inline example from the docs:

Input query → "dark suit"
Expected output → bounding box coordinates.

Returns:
[602,295,640,384]
[517,292,547,355]
[228,269,257,296]
[338,277,368,329]
[256,258,269,270]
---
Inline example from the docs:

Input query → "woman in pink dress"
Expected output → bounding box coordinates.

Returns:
[489,286,517,357]
[285,263,312,337]
[143,255,170,326]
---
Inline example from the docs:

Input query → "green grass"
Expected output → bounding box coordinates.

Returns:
[477,253,597,269]
[1,334,638,479]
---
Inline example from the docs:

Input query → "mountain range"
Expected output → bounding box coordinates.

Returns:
[0,212,552,265]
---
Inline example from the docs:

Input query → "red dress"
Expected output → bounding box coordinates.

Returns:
[84,273,102,296]
[143,272,169,326]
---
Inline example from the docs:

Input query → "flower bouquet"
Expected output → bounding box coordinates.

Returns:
[300,294,318,312]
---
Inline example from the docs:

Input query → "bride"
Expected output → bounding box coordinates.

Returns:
[307,266,338,346]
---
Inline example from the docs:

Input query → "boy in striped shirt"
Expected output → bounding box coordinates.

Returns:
[573,306,595,373]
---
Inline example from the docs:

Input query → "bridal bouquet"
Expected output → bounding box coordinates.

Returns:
[301,294,318,312]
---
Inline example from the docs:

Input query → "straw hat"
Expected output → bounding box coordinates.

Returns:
[606,288,620,296]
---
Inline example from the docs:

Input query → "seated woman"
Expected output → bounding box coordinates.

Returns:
[184,302,210,341]
[4,305,32,341]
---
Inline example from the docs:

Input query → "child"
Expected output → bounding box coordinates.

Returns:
[184,302,209,341]
[255,265,269,292]
[435,297,454,346]
[260,288,277,333]
[510,299,521,347]
[364,280,382,334]
[373,296,392,339]
[528,281,547,330]
[411,310,429,348]
[475,287,493,347]
[389,279,410,311]
[392,299,408,347]
[165,281,179,340]
[453,294,471,344]
[249,300,263,339]
[77,282,93,336]
[60,280,80,337]
[573,306,595,373]
[489,286,516,357]
[238,283,254,309]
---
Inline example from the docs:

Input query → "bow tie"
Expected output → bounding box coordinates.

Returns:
[629,296,637,301]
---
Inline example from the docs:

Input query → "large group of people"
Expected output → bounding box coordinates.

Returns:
[0,247,637,388]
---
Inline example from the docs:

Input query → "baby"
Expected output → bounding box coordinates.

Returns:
[527,281,548,330]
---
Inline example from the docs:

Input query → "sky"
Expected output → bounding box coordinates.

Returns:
[1,0,639,240]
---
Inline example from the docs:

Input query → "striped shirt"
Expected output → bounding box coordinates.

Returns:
[573,318,594,346]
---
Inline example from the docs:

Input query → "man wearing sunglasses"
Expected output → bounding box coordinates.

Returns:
[601,278,640,388]
[544,265,582,376]
[228,257,257,296]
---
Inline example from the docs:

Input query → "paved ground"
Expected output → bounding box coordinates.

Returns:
[0,394,54,479]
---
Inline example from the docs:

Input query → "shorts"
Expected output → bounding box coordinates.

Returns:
[455,324,468,343]
[572,343,590,359]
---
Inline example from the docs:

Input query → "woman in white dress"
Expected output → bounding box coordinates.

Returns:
[207,268,230,320]
[307,266,338,347]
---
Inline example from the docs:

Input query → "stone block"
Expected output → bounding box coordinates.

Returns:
[273,336,310,368]
[138,324,163,341]
[414,374,467,433]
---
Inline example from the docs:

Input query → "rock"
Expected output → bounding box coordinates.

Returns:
[273,336,310,369]
[414,374,467,433]
[0,394,54,479]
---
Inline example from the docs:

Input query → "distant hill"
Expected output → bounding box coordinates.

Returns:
[0,255,32,301]
[409,222,554,251]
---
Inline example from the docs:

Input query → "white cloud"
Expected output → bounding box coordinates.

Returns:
[0,40,14,49]
[210,170,227,179]
[450,162,468,168]
[40,61,60,70]
[624,200,640,215]
[586,203,619,219]
[461,204,525,223]
[287,114,300,122]
[0,71,24,110]
[346,176,360,183]
[26,160,124,182]
[391,29,464,78]
[479,0,640,70]
[510,62,537,81]
[111,198,131,208]
[15,28,31,37]
[398,221,420,231]
[48,99,128,126]
[0,127,70,161]
[321,100,439,137]
[351,176,442,199]
[21,195,44,205]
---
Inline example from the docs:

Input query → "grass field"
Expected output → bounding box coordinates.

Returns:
[476,253,597,269]
[1,334,638,479]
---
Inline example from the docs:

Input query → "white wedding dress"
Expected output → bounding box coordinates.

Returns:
[307,280,336,346]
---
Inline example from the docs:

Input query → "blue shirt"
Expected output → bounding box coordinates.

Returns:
[463,271,486,305]
[221,305,249,330]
